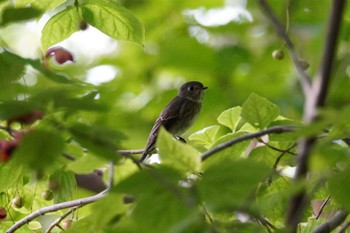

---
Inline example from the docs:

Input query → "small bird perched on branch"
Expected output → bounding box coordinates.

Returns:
[140,81,207,162]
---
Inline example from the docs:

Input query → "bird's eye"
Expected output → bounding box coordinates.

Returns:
[188,86,194,91]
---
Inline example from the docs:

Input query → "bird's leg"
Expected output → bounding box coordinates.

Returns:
[175,136,186,143]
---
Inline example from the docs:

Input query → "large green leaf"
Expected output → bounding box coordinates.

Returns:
[217,106,242,131]
[189,125,220,149]
[0,160,22,192]
[0,50,26,83]
[0,6,42,26]
[114,167,203,233]
[41,6,80,51]
[241,93,280,129]
[49,170,76,203]
[68,123,124,161]
[81,0,145,46]
[14,129,65,171]
[158,128,201,174]
[329,166,350,211]
[198,158,270,212]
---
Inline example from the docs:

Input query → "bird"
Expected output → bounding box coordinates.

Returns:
[140,81,207,162]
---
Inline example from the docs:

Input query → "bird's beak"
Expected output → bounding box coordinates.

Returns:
[202,86,208,90]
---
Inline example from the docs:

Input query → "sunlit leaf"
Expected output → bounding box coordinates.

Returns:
[0,160,22,192]
[217,106,242,131]
[158,128,201,174]
[241,93,280,129]
[41,6,80,51]
[189,125,220,149]
[81,0,145,46]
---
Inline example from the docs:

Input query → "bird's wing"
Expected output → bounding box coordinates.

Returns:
[140,96,183,161]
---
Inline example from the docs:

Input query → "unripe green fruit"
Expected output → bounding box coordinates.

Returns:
[42,190,53,201]
[272,50,284,60]
[298,60,310,70]
[12,196,24,208]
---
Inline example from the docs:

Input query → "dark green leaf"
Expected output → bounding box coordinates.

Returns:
[14,129,65,170]
[1,7,42,26]
[198,158,270,212]
[115,167,203,233]
[68,123,124,161]
[0,50,26,83]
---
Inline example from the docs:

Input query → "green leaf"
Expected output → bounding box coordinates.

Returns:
[0,50,26,83]
[217,106,242,131]
[158,128,201,174]
[115,167,202,233]
[0,160,22,192]
[198,158,270,212]
[49,170,76,203]
[81,0,145,46]
[241,93,280,129]
[189,125,220,149]
[14,129,65,171]
[41,6,80,51]
[0,6,42,26]
[329,166,350,211]
[68,123,124,161]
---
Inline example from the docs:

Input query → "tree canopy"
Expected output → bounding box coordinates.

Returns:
[1,0,350,233]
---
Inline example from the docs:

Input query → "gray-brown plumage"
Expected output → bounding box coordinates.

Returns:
[140,81,207,162]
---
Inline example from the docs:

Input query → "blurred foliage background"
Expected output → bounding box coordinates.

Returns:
[3,0,350,151]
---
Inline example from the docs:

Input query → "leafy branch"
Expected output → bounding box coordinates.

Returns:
[6,162,115,233]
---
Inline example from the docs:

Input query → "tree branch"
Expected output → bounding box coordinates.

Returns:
[6,161,115,233]
[201,125,296,161]
[257,0,312,96]
[311,210,348,233]
[285,1,346,232]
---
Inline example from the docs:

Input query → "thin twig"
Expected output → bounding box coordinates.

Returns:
[117,149,144,155]
[257,0,312,96]
[315,195,331,220]
[257,139,296,155]
[46,207,77,233]
[311,210,348,233]
[201,125,296,161]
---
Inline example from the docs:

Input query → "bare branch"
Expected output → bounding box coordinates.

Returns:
[201,125,296,161]
[311,210,348,233]
[315,195,331,220]
[117,149,144,155]
[257,0,312,96]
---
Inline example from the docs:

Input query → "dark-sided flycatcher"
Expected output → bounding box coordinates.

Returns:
[140,81,207,162]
